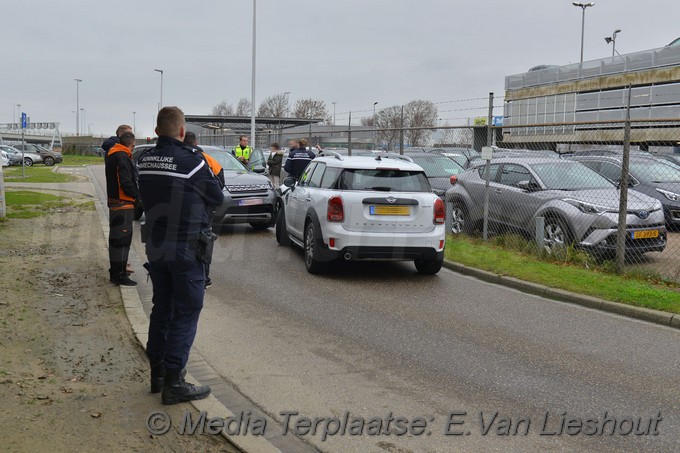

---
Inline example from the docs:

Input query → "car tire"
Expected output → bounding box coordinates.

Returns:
[43,156,55,166]
[544,216,573,254]
[275,208,291,246]
[250,222,270,231]
[414,256,444,275]
[304,221,327,274]
[450,202,470,235]
[24,158,33,167]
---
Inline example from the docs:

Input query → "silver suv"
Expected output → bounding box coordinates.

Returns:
[446,158,666,257]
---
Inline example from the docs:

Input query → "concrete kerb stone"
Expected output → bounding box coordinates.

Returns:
[86,166,280,453]
[443,259,679,330]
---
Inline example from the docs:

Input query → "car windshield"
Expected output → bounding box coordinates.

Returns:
[531,162,614,190]
[338,169,431,192]
[203,149,247,172]
[410,155,464,178]
[630,160,680,183]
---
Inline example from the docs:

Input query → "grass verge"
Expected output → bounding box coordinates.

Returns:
[445,234,680,314]
[61,155,104,166]
[4,190,94,219]
[2,166,77,183]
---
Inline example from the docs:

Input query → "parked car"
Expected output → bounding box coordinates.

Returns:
[446,158,666,257]
[201,146,276,230]
[405,152,465,197]
[0,144,43,167]
[1,150,9,167]
[275,151,446,274]
[12,143,62,166]
[569,155,680,229]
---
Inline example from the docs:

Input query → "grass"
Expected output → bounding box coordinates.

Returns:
[2,166,77,183]
[445,234,680,314]
[4,190,93,219]
[60,155,104,166]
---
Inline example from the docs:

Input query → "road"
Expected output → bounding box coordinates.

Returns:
[90,165,680,452]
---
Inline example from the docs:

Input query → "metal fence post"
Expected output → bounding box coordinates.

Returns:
[482,93,494,241]
[615,86,633,274]
[0,160,6,219]
[348,112,352,157]
[399,105,405,155]
[487,92,494,147]
[535,216,545,251]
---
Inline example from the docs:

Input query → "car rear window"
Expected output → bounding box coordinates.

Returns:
[338,169,431,192]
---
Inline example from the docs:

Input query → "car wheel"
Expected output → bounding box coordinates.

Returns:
[304,221,327,274]
[250,222,270,231]
[275,208,291,246]
[24,158,33,167]
[544,216,572,254]
[43,156,55,166]
[414,256,444,275]
[450,203,469,235]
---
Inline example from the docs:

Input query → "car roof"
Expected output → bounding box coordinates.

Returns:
[570,155,664,163]
[314,155,424,171]
[487,157,581,165]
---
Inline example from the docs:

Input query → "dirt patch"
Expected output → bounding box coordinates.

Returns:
[0,209,238,452]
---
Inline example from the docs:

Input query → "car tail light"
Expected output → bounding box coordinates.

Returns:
[439,239,445,249]
[449,175,457,185]
[329,238,336,248]
[327,196,344,222]
[434,198,445,225]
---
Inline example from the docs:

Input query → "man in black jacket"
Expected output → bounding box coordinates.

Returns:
[102,124,133,154]
[138,107,224,404]
[104,131,138,286]
[283,139,316,180]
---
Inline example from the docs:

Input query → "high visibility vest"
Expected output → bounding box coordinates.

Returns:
[233,146,252,160]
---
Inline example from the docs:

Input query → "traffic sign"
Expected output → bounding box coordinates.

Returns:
[21,113,27,129]
[493,116,504,127]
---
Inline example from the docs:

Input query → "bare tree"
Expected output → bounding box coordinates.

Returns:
[375,106,403,151]
[211,100,234,116]
[360,117,375,127]
[293,98,328,120]
[404,100,438,146]
[257,93,288,118]
[235,98,252,116]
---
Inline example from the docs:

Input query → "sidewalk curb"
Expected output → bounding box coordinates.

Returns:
[87,167,280,453]
[442,260,679,330]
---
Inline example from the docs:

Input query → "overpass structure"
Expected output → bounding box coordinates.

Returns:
[0,122,63,150]
[502,44,680,149]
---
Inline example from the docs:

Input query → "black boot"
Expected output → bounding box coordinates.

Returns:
[111,272,137,286]
[161,368,210,405]
[150,362,187,394]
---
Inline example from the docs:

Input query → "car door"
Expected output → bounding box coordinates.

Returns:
[496,163,542,231]
[286,162,317,238]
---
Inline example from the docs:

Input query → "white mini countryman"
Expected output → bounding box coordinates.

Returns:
[275,151,446,274]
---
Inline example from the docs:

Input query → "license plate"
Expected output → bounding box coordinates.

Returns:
[632,230,659,239]
[238,198,263,206]
[370,205,410,216]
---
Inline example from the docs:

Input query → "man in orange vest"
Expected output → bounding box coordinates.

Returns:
[105,132,138,286]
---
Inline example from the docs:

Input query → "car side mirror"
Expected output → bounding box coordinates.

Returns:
[283,176,296,188]
[517,180,540,192]
[252,165,266,174]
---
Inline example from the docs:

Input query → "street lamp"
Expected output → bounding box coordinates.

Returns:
[332,102,337,126]
[74,78,82,135]
[373,102,379,150]
[132,111,136,133]
[154,69,164,110]
[80,108,85,136]
[605,29,622,58]
[572,2,595,64]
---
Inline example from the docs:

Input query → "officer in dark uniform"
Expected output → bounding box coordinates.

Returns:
[283,139,316,180]
[138,107,224,404]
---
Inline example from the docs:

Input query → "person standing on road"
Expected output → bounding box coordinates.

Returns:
[102,124,133,154]
[138,107,224,404]
[232,135,252,168]
[266,142,284,186]
[184,131,224,289]
[283,138,316,181]
[104,131,138,286]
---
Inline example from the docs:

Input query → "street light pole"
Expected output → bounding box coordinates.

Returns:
[133,111,136,133]
[605,29,621,58]
[74,78,82,135]
[154,69,164,110]
[572,2,595,64]
[332,102,337,126]
[250,0,257,149]
[373,101,378,150]
[80,108,85,136]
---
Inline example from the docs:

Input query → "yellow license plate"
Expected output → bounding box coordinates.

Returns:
[632,230,659,239]
[370,205,410,216]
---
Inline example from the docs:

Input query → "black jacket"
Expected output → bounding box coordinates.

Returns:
[267,152,284,176]
[102,136,118,153]
[104,143,138,210]
[138,136,224,244]
[283,148,316,179]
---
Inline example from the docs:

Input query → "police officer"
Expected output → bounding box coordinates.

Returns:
[184,131,224,289]
[105,131,138,286]
[138,107,224,404]
[283,138,316,180]
[232,135,252,168]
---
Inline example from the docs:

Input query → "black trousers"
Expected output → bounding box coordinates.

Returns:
[109,209,134,277]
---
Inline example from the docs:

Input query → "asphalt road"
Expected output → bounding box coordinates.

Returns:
[90,165,680,452]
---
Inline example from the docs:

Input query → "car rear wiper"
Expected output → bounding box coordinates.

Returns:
[368,186,392,191]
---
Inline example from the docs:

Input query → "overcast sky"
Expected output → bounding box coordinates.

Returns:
[2,0,679,137]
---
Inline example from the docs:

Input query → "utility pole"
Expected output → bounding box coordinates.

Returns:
[373,101,378,150]
[132,111,136,133]
[154,69,164,110]
[399,105,405,155]
[74,78,82,135]
[572,2,595,64]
